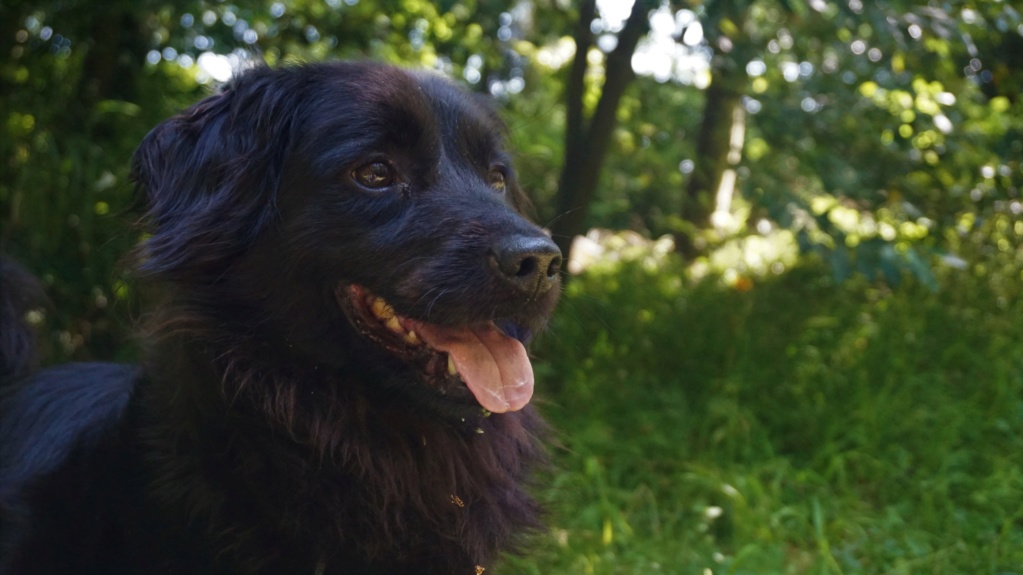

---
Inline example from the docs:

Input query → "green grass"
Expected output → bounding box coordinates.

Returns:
[502,256,1023,575]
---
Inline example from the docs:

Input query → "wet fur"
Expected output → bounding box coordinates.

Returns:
[0,62,558,574]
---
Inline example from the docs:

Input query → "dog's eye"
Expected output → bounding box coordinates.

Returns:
[488,168,506,192]
[353,161,395,189]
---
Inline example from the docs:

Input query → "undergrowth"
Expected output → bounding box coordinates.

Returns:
[504,254,1022,574]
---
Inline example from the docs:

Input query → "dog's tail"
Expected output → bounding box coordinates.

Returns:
[0,257,47,384]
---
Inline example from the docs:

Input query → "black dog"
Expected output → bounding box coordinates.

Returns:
[0,62,561,574]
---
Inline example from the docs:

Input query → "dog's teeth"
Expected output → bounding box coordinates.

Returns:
[404,330,419,344]
[385,316,402,333]
[371,298,394,320]
[447,355,458,376]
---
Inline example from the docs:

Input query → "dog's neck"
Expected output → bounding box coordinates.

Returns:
[136,327,547,572]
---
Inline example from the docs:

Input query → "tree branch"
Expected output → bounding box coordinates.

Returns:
[551,0,653,255]
[565,0,596,155]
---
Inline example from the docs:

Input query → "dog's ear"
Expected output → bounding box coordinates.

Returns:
[131,67,300,282]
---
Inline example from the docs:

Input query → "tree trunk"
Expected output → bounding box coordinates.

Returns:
[549,0,654,258]
[676,56,745,258]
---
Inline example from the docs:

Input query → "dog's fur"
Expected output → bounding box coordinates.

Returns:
[0,62,561,574]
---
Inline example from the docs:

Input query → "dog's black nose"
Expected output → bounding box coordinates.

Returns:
[491,235,562,295]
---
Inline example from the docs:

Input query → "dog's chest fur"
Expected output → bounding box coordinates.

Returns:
[120,338,545,574]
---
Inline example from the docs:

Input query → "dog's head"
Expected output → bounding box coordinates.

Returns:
[132,62,561,418]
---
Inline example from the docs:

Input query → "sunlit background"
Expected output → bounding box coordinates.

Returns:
[2,1,1021,573]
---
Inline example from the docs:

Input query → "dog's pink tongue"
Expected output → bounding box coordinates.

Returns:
[414,323,534,413]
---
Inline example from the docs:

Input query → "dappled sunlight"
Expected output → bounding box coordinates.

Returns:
[568,226,799,291]
[195,51,237,82]
[697,230,799,287]
[567,229,675,276]
[630,6,711,86]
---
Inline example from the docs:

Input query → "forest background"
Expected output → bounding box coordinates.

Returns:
[2,0,1021,572]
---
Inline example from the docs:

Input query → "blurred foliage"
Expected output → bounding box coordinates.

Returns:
[1,0,1021,570]
[2,0,1020,359]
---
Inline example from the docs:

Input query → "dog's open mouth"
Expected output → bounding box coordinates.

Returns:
[336,284,534,413]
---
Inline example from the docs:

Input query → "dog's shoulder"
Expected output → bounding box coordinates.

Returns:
[1,362,138,490]
[1,363,141,574]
